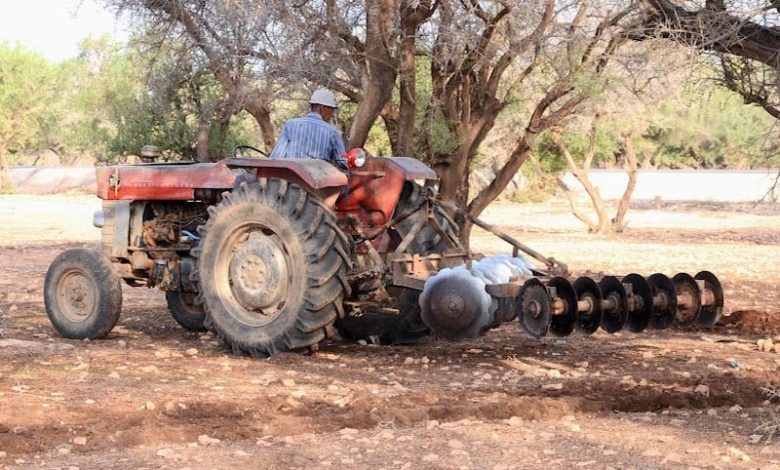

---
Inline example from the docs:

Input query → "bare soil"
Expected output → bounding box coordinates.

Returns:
[1,195,779,470]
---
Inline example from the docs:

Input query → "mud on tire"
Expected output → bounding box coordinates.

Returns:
[44,248,123,339]
[193,179,351,356]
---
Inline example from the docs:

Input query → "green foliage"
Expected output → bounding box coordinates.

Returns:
[61,36,259,162]
[0,43,59,154]
[534,129,619,172]
[59,37,142,160]
[1,30,779,175]
[533,85,780,172]
[647,86,780,168]
[0,36,261,166]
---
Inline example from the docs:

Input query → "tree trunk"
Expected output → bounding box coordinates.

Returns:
[0,144,12,190]
[557,176,600,232]
[395,0,435,156]
[579,175,610,233]
[555,126,611,233]
[395,29,417,157]
[435,145,473,209]
[245,103,275,152]
[197,122,211,163]
[561,165,611,233]
[613,133,639,230]
[347,0,398,148]
[380,106,400,156]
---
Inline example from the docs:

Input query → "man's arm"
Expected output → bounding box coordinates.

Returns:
[269,124,289,158]
[330,130,348,169]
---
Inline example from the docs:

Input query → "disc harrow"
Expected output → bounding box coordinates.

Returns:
[420,261,725,340]
[420,200,724,342]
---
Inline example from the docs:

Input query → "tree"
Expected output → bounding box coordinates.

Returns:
[59,35,258,163]
[0,44,59,189]
[553,116,641,233]
[633,0,780,120]
[430,0,635,243]
[290,0,640,244]
[109,0,642,245]
[106,0,283,150]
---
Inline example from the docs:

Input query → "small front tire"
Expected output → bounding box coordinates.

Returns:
[166,291,207,332]
[44,248,122,339]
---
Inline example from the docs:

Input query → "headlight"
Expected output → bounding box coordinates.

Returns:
[93,210,105,228]
[354,149,366,168]
[344,148,368,169]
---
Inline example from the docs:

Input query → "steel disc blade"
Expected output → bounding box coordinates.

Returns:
[672,272,702,328]
[547,277,578,337]
[599,276,629,334]
[573,277,603,335]
[518,278,552,339]
[420,270,493,340]
[648,273,676,330]
[694,271,724,327]
[623,273,653,333]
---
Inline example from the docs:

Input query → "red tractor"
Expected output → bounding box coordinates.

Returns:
[43,146,724,356]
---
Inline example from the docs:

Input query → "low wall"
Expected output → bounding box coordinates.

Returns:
[559,169,780,202]
[9,167,96,193]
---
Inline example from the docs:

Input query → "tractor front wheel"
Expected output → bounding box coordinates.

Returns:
[43,248,123,339]
[194,179,350,356]
[166,291,207,332]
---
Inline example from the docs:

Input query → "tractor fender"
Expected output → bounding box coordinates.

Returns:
[227,158,348,189]
[386,157,438,181]
[228,158,348,207]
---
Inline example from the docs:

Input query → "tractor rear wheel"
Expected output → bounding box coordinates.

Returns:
[393,182,460,254]
[194,179,350,356]
[44,248,123,339]
[336,182,460,345]
[166,291,207,332]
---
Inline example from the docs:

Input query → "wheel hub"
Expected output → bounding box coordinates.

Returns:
[58,271,96,322]
[229,232,289,313]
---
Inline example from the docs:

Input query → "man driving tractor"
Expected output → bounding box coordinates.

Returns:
[270,89,347,168]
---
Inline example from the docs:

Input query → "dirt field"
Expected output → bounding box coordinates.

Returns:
[1,194,779,470]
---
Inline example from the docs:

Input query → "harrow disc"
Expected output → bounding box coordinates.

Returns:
[694,270,724,327]
[419,267,493,340]
[518,278,552,339]
[573,277,603,335]
[599,276,629,333]
[672,272,701,328]
[623,273,653,333]
[648,273,676,329]
[547,277,578,337]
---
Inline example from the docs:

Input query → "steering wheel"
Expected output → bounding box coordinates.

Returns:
[232,145,268,158]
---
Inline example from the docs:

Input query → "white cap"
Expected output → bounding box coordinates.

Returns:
[310,89,338,108]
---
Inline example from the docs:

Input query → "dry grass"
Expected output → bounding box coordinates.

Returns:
[755,385,780,441]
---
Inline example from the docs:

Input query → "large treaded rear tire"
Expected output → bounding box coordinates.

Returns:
[193,179,351,357]
[44,248,122,339]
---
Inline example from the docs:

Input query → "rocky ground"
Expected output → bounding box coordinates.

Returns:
[0,194,779,470]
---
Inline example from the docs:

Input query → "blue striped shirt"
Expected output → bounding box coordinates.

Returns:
[270,113,347,167]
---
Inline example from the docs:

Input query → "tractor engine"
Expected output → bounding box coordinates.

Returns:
[95,200,207,290]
